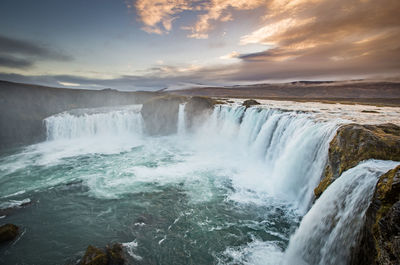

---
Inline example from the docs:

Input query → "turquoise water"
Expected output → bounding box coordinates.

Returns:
[0,136,299,265]
[0,105,340,264]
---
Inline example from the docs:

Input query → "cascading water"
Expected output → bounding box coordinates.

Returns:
[177,103,186,135]
[44,105,143,140]
[283,160,400,265]
[1,102,396,265]
[196,105,339,211]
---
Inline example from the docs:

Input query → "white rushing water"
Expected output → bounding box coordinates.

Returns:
[177,103,186,135]
[44,105,143,140]
[4,102,397,265]
[40,103,339,210]
[194,105,338,212]
[283,159,400,265]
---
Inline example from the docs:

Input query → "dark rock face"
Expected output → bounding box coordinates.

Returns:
[141,95,186,135]
[79,243,124,265]
[185,96,214,129]
[0,224,19,243]
[314,123,400,198]
[242,99,260,108]
[141,95,214,135]
[351,165,400,265]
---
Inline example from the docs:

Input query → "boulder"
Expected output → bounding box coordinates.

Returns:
[0,223,19,243]
[351,165,400,265]
[79,243,124,265]
[314,123,400,198]
[242,99,260,108]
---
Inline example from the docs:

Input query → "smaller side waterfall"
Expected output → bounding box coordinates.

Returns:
[283,160,400,265]
[44,105,143,140]
[177,103,186,135]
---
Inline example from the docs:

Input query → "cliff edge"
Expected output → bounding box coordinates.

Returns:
[314,123,400,198]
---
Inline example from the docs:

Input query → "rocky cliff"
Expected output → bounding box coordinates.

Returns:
[141,95,214,135]
[314,123,400,198]
[351,165,400,265]
[313,123,400,265]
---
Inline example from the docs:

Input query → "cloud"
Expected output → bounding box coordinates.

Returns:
[0,55,33,69]
[220,51,240,60]
[3,0,400,89]
[184,0,265,39]
[132,0,193,34]
[0,35,72,69]
[130,0,265,38]
[232,0,400,80]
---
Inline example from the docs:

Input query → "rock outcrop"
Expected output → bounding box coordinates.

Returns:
[185,96,215,128]
[141,94,186,135]
[351,165,400,265]
[242,99,260,108]
[79,243,124,265]
[314,123,400,198]
[0,224,19,243]
[141,95,214,135]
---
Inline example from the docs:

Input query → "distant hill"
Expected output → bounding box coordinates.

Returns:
[169,80,400,106]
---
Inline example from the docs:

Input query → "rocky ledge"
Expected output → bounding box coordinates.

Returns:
[0,223,19,243]
[242,99,260,108]
[351,165,400,265]
[141,95,214,135]
[313,123,400,265]
[314,123,400,198]
[78,243,124,265]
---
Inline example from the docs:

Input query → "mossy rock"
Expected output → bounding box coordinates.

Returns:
[314,123,400,198]
[106,243,124,265]
[0,223,19,243]
[242,99,260,108]
[79,243,124,265]
[350,165,400,265]
[80,245,108,265]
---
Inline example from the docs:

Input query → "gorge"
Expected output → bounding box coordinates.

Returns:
[0,83,400,265]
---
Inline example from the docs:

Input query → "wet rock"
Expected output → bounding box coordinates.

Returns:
[141,95,215,135]
[314,123,400,198]
[361,110,379,113]
[141,94,186,135]
[185,96,215,128]
[106,244,124,265]
[351,165,400,265]
[242,99,260,108]
[79,243,124,265]
[0,223,19,243]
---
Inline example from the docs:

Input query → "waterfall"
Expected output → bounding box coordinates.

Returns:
[44,105,143,140]
[197,105,338,211]
[283,160,400,265]
[177,103,186,135]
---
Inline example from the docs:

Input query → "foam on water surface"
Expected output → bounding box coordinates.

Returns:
[0,103,398,265]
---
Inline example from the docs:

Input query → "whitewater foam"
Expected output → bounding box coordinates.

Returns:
[283,159,400,265]
[45,105,143,140]
[177,103,187,135]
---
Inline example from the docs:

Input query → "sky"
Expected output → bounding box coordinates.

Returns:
[0,0,399,90]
